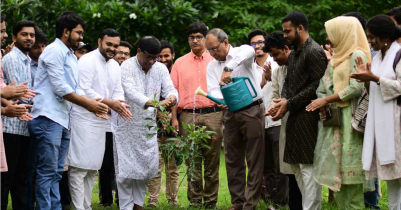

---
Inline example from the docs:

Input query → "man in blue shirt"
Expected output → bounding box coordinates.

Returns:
[1,19,36,210]
[28,11,109,210]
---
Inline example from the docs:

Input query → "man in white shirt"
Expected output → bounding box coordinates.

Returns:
[206,28,264,210]
[248,29,289,209]
[68,29,132,210]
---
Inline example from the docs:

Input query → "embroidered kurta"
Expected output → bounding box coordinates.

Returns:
[112,57,178,180]
[68,49,124,170]
[281,37,327,164]
[313,51,366,191]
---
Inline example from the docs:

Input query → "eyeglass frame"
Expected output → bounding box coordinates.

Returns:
[141,50,159,62]
[207,42,223,53]
[116,51,130,56]
[250,40,265,47]
[188,35,204,41]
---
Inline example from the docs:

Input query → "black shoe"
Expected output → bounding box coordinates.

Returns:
[147,204,156,208]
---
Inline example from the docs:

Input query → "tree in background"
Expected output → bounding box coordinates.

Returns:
[1,0,398,57]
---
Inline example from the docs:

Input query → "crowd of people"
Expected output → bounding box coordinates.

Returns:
[0,6,401,210]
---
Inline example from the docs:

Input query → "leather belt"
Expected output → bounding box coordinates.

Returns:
[234,98,264,112]
[182,107,222,114]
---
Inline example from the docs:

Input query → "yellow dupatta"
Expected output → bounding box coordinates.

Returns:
[325,16,371,107]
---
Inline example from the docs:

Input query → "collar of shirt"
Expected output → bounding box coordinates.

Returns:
[224,45,236,62]
[254,54,274,68]
[12,46,31,63]
[94,48,106,62]
[55,38,74,56]
[189,50,208,61]
[30,59,38,67]
[294,37,312,56]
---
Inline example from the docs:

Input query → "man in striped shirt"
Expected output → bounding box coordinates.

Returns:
[1,20,36,210]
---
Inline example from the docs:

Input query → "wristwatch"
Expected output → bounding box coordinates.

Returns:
[223,66,233,72]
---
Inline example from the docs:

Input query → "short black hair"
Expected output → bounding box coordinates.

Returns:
[13,20,35,36]
[386,7,401,16]
[263,31,289,52]
[247,29,267,44]
[367,15,401,42]
[160,40,174,54]
[56,11,86,38]
[187,21,208,37]
[394,12,401,25]
[1,14,6,23]
[282,10,309,31]
[119,41,133,51]
[137,36,161,55]
[34,26,48,44]
[99,28,120,40]
[343,12,367,30]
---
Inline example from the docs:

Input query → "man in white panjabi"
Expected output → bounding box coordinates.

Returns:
[112,36,178,210]
[68,29,132,210]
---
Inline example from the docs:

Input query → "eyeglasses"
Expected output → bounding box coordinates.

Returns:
[142,50,159,62]
[188,36,204,41]
[207,42,222,53]
[250,41,264,47]
[117,51,130,56]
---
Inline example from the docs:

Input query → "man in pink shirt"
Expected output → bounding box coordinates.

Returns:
[170,22,223,209]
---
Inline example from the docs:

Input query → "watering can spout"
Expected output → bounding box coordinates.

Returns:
[195,86,226,105]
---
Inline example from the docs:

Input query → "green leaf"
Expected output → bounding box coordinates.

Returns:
[146,133,156,139]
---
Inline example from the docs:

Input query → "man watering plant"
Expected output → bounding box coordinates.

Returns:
[206,28,265,210]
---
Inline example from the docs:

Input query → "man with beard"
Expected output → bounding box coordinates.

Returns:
[1,14,9,55]
[264,31,303,210]
[158,40,175,72]
[170,22,223,209]
[1,14,13,56]
[98,40,131,208]
[266,11,327,210]
[206,28,264,210]
[1,20,36,210]
[28,12,109,210]
[112,36,178,210]
[68,28,132,210]
[74,42,93,60]
[114,41,132,65]
[147,40,179,208]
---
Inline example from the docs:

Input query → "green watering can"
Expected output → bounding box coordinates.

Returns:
[195,77,257,112]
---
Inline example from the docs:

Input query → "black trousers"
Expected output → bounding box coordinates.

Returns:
[98,132,118,205]
[287,174,303,210]
[1,133,30,210]
[59,171,71,208]
[263,126,289,206]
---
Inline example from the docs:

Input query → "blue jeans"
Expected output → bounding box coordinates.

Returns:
[28,116,70,210]
[364,178,381,209]
[27,135,38,210]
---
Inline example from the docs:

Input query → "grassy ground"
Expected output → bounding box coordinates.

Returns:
[88,150,390,210]
[9,150,389,209]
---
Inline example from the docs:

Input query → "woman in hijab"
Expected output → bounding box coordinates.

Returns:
[306,16,371,209]
[351,15,401,209]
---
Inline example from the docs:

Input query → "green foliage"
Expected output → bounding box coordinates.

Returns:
[1,0,398,56]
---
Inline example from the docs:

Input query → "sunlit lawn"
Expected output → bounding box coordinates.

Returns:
[8,150,389,209]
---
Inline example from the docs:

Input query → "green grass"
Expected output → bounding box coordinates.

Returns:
[8,150,390,210]
[89,150,389,210]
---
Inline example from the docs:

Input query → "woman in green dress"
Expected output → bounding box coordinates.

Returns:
[305,16,371,209]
